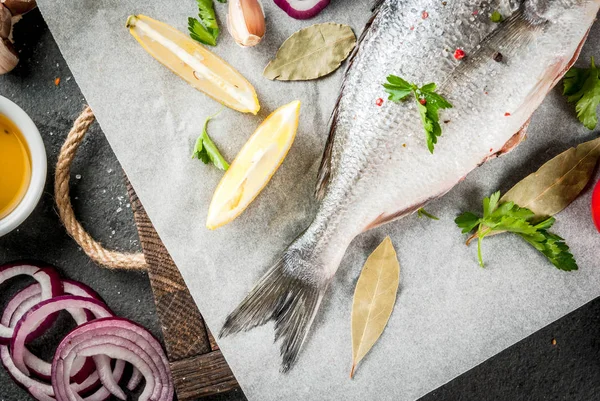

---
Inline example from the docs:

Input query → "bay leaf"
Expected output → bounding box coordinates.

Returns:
[350,236,400,378]
[263,23,356,81]
[501,137,600,219]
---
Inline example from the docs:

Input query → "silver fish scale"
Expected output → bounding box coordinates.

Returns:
[311,1,504,242]
[310,0,600,278]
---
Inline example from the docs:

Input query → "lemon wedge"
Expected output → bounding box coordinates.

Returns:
[207,101,301,229]
[126,15,260,114]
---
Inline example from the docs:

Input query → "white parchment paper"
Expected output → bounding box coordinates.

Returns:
[36,1,600,400]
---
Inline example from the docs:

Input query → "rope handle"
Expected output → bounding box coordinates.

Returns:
[54,105,147,270]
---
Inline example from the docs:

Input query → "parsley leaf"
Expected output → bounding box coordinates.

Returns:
[384,75,453,153]
[563,57,600,130]
[455,191,578,271]
[383,76,413,101]
[189,0,220,46]
[192,113,230,171]
[490,10,503,23]
[455,211,481,234]
[417,208,439,220]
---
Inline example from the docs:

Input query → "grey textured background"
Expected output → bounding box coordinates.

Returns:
[1,5,600,401]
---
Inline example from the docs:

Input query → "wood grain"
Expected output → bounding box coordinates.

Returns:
[170,352,238,399]
[126,179,240,399]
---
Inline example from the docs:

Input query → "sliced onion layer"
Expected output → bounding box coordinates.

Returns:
[0,284,126,401]
[273,0,330,19]
[52,318,173,401]
[1,345,128,401]
[0,263,173,401]
[6,282,104,383]
[0,261,62,344]
[11,296,112,375]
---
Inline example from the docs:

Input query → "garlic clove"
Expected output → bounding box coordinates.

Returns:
[0,5,10,39]
[1,0,36,16]
[0,38,18,74]
[227,0,265,48]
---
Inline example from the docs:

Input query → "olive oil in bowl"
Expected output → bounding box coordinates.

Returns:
[0,114,31,219]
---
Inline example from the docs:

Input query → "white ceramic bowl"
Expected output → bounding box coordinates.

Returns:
[0,96,47,237]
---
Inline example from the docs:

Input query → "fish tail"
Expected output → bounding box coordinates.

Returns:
[220,243,329,372]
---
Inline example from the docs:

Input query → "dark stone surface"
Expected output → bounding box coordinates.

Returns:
[0,8,599,401]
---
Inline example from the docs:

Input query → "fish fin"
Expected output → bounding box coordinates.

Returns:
[315,1,387,201]
[220,247,329,372]
[314,115,336,201]
[365,201,429,231]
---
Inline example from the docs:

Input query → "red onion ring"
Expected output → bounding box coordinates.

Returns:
[273,0,331,19]
[1,288,127,401]
[2,346,127,401]
[6,282,104,383]
[0,261,62,344]
[10,296,127,399]
[52,318,173,401]
[126,366,143,391]
[0,264,170,401]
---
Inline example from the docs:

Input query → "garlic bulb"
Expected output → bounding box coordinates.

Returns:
[227,0,266,48]
[1,0,36,16]
[0,38,18,74]
[0,5,10,39]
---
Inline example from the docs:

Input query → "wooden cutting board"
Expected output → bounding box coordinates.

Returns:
[126,181,239,400]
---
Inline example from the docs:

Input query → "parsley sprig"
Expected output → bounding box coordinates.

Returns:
[192,112,230,171]
[455,191,577,271]
[563,57,600,130]
[188,0,221,46]
[383,75,453,153]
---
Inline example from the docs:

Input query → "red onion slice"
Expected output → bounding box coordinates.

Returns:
[52,318,173,401]
[6,282,103,383]
[10,295,125,400]
[1,283,127,401]
[1,344,127,401]
[0,262,62,344]
[59,336,158,401]
[11,296,112,375]
[3,284,89,383]
[126,366,143,391]
[273,0,330,19]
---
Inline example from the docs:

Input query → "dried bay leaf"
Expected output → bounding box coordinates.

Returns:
[264,23,356,81]
[350,236,400,378]
[502,137,600,219]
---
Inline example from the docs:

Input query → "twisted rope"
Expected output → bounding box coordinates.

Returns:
[54,105,147,270]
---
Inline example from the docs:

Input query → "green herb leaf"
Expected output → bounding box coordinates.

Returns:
[384,75,453,153]
[417,208,439,220]
[455,212,481,234]
[189,0,219,46]
[455,193,578,271]
[563,57,600,129]
[518,222,578,272]
[383,75,413,102]
[490,10,503,23]
[192,113,230,171]
[483,191,500,218]
[188,17,217,46]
